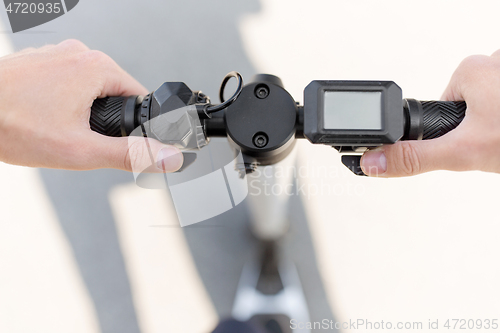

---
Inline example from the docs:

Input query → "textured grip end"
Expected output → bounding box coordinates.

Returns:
[422,101,466,140]
[90,97,126,137]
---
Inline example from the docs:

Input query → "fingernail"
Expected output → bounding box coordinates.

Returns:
[361,150,387,176]
[156,147,183,172]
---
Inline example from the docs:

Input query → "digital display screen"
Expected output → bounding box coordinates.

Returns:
[323,91,382,130]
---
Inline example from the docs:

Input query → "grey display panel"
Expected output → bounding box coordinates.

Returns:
[323,91,382,130]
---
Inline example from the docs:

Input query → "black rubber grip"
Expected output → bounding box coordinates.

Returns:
[90,97,126,137]
[421,101,466,140]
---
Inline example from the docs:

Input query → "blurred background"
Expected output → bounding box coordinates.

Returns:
[1,1,500,332]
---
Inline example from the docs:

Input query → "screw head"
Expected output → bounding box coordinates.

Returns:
[254,84,270,99]
[253,132,269,148]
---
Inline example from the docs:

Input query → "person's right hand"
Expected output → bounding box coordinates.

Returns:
[361,50,500,177]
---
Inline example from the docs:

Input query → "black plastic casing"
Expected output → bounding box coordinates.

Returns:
[225,78,297,165]
[303,81,404,146]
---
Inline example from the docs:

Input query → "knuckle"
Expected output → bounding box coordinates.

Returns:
[79,50,110,65]
[72,51,113,81]
[451,55,500,94]
[58,38,88,51]
[394,142,422,175]
[458,55,491,75]
[491,48,500,57]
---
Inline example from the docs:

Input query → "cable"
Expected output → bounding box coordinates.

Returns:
[205,71,243,114]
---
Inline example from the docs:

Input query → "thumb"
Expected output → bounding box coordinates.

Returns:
[91,135,184,173]
[360,139,457,177]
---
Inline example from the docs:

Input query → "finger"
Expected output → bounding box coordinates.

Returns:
[360,137,467,177]
[87,134,184,173]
